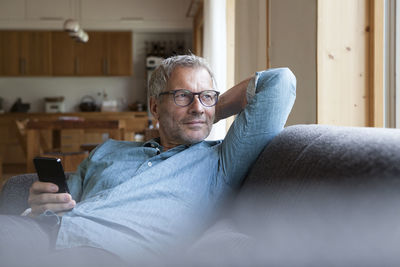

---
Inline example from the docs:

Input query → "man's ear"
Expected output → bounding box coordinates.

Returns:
[149,96,159,120]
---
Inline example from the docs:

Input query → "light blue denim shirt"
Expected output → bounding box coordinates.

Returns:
[55,68,296,262]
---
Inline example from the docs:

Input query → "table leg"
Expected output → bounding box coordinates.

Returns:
[26,129,41,173]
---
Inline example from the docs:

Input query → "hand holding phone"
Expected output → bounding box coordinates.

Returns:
[33,156,70,193]
[30,157,75,215]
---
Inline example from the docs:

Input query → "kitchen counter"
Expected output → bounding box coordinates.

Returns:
[0,111,148,119]
[0,111,153,166]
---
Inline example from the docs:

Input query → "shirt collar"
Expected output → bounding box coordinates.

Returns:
[143,137,194,152]
[143,137,162,149]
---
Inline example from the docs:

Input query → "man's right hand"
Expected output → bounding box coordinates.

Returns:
[28,181,76,216]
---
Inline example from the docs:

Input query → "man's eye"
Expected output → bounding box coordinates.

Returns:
[176,93,189,98]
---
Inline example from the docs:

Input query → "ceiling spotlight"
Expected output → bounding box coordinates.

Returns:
[63,19,89,43]
[70,28,89,43]
[63,19,80,33]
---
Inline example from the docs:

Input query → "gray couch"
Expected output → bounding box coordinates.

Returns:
[1,124,400,266]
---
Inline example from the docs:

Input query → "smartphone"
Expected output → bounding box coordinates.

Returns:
[33,156,70,193]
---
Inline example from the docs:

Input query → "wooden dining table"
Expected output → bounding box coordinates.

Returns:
[25,119,125,173]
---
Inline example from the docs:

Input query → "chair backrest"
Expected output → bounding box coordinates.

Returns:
[15,119,29,155]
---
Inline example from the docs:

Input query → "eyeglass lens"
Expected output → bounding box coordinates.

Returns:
[174,90,218,107]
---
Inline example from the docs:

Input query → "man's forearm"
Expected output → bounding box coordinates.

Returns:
[214,76,253,123]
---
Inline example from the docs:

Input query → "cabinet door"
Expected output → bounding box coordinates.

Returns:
[52,31,76,75]
[19,31,52,75]
[75,31,107,76]
[26,0,73,21]
[0,31,20,76]
[0,0,25,20]
[107,32,132,76]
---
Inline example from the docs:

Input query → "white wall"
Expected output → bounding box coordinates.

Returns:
[0,76,136,112]
[269,0,317,124]
[203,0,227,140]
[235,0,267,82]
[234,0,317,125]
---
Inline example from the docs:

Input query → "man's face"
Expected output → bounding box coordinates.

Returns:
[150,66,215,149]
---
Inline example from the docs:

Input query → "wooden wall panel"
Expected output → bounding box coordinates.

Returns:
[317,0,371,126]
[370,0,385,127]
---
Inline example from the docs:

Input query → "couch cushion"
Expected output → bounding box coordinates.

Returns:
[230,124,400,265]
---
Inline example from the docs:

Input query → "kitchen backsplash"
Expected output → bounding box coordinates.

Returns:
[0,76,146,113]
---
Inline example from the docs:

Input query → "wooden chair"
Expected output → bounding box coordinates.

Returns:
[15,119,89,173]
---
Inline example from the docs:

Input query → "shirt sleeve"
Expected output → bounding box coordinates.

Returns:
[66,156,89,202]
[219,68,296,188]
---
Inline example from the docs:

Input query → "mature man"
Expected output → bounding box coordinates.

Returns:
[0,54,296,265]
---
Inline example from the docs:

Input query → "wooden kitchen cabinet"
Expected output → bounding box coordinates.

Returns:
[0,31,20,75]
[51,31,76,75]
[1,30,132,76]
[0,31,52,76]
[75,31,108,76]
[76,31,132,76]
[107,32,133,76]
[52,31,132,76]
[19,31,52,75]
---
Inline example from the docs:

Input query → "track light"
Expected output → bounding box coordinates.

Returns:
[63,19,89,43]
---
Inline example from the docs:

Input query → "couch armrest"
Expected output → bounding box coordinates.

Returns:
[0,173,72,215]
[0,173,38,215]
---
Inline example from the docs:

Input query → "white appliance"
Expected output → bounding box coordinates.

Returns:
[45,97,65,113]
[146,56,164,118]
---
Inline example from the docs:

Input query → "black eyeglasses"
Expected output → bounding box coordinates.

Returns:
[158,89,220,107]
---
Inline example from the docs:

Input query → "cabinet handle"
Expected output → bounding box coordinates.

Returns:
[20,59,26,75]
[120,17,143,22]
[106,59,109,75]
[103,59,108,75]
[19,58,23,74]
[39,17,63,21]
[75,57,79,75]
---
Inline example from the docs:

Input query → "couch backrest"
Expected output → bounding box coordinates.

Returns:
[232,124,400,238]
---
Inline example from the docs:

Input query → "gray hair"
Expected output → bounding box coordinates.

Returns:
[148,54,217,98]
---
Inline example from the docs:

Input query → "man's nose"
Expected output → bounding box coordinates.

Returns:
[188,95,204,114]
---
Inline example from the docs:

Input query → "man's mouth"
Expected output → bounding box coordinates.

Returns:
[183,120,206,127]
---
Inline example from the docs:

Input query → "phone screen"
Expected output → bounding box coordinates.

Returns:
[33,157,70,193]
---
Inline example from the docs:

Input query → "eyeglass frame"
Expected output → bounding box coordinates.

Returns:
[158,89,220,107]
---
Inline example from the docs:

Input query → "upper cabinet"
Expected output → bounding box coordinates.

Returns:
[52,31,132,76]
[0,0,74,21]
[75,31,107,76]
[0,31,52,76]
[0,0,192,31]
[1,30,132,76]
[25,0,74,21]
[20,31,52,75]
[51,31,76,75]
[0,0,25,20]
[0,31,20,75]
[106,32,132,76]
[80,0,190,21]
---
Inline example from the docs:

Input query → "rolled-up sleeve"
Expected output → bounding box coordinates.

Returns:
[219,68,296,187]
[66,157,88,202]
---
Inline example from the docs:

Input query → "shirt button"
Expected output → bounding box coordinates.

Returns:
[148,162,152,167]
